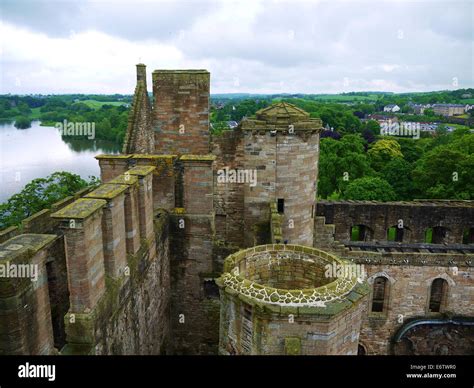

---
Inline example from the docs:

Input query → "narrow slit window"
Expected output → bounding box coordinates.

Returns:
[277,198,284,214]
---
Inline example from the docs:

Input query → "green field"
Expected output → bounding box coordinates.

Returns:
[310,94,378,102]
[81,99,127,109]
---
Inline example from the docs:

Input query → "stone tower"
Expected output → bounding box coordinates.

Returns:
[239,103,322,246]
[152,70,211,155]
[217,244,369,355]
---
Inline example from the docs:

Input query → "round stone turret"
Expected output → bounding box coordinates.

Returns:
[216,244,369,355]
[239,102,322,246]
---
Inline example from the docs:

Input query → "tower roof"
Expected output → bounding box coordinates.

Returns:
[255,102,310,123]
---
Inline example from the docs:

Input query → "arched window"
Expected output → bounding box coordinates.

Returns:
[425,226,448,244]
[387,226,404,242]
[429,278,448,313]
[351,225,373,242]
[357,344,367,355]
[371,276,388,312]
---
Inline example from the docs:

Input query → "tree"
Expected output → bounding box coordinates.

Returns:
[412,134,473,199]
[318,134,374,198]
[368,139,403,171]
[364,120,381,136]
[424,108,435,117]
[0,172,99,229]
[343,176,396,201]
[14,116,32,129]
[379,158,414,200]
[362,129,376,144]
[17,102,31,115]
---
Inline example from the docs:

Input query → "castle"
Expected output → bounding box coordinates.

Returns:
[0,64,473,355]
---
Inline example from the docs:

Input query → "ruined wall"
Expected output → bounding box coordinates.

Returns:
[93,210,170,355]
[393,323,474,355]
[0,234,58,354]
[212,129,245,247]
[152,70,210,155]
[316,200,474,243]
[48,166,171,355]
[357,262,474,355]
[313,216,474,355]
[168,157,219,354]
[169,213,218,354]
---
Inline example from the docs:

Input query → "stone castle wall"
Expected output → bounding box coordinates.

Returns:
[313,213,474,355]
[316,200,474,243]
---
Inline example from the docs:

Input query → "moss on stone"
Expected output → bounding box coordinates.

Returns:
[51,198,106,220]
[284,337,301,355]
[128,165,156,176]
[95,154,132,160]
[85,184,129,200]
[108,174,139,186]
[179,154,216,162]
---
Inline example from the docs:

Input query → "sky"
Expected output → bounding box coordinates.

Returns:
[0,0,473,94]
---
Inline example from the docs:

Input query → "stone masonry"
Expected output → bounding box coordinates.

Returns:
[0,64,472,356]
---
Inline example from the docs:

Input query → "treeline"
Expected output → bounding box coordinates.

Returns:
[0,95,131,143]
[210,96,473,202]
[40,101,129,143]
[318,128,473,201]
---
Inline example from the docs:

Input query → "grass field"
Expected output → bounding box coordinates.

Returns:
[310,94,378,102]
[81,99,127,109]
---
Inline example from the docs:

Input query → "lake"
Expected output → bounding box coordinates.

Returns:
[0,121,120,203]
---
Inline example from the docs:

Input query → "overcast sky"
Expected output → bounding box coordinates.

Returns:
[0,0,473,94]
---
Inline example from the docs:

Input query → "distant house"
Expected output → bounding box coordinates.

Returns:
[383,104,400,113]
[368,114,398,122]
[431,104,465,117]
[413,104,426,115]
[227,121,238,129]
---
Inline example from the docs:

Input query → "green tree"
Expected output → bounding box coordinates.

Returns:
[364,120,381,136]
[0,172,99,229]
[14,116,32,129]
[343,176,396,201]
[412,134,474,199]
[379,158,414,200]
[318,134,374,198]
[424,108,435,117]
[368,139,403,171]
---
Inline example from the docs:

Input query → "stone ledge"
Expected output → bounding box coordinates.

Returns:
[51,198,106,220]
[85,184,129,200]
[127,165,156,176]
